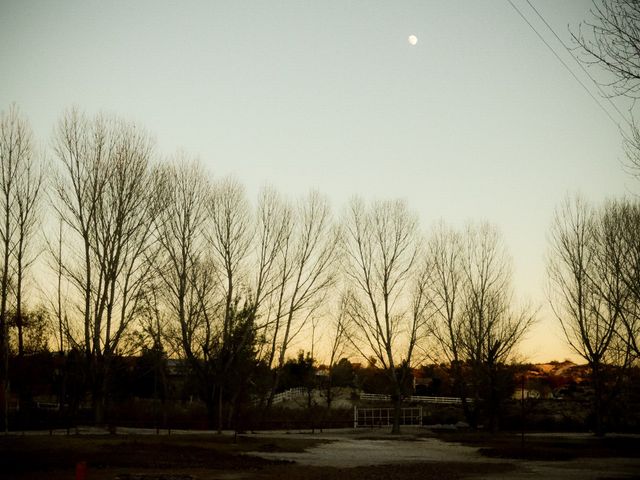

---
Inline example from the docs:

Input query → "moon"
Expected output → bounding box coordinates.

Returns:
[408,35,418,46]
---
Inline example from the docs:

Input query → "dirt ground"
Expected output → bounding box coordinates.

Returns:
[247,429,640,479]
[1,428,639,480]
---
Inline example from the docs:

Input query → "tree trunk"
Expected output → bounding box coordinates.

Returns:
[91,357,110,426]
[391,395,402,434]
[454,364,477,429]
[488,375,498,432]
[266,368,282,408]
[205,389,217,431]
[592,362,605,437]
[218,386,223,434]
[0,347,8,433]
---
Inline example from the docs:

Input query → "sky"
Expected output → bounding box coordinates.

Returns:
[0,0,635,363]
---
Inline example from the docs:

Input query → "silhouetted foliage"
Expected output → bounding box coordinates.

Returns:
[8,308,49,355]
[279,351,316,392]
[330,358,355,388]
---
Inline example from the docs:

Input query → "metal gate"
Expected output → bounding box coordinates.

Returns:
[353,406,423,428]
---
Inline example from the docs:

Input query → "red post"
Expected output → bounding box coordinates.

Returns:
[75,461,87,480]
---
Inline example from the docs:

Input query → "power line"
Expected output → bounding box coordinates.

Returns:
[524,0,633,129]
[507,0,623,130]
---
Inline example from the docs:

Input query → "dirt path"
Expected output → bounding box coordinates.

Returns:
[247,430,640,479]
[248,432,485,467]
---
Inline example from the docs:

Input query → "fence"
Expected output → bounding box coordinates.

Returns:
[354,406,423,428]
[359,392,462,404]
[271,387,307,404]
[252,389,462,407]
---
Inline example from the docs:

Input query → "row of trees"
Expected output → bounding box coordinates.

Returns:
[0,0,637,435]
[341,206,535,431]
[0,105,540,432]
[5,105,640,435]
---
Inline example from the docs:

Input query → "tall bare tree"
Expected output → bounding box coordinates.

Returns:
[322,292,352,409]
[592,199,637,362]
[427,222,464,360]
[52,109,158,422]
[611,199,640,358]
[13,130,43,357]
[342,198,430,433]
[251,188,292,316]
[426,222,466,400]
[0,104,34,431]
[53,217,66,354]
[205,177,256,430]
[41,214,70,355]
[459,223,534,430]
[208,177,252,330]
[548,196,625,436]
[427,222,534,429]
[264,191,339,405]
[154,159,209,371]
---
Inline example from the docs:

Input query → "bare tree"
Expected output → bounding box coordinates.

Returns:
[612,199,640,358]
[251,187,292,318]
[52,109,158,422]
[205,177,256,431]
[264,191,339,405]
[322,292,351,409]
[13,130,43,357]
[548,196,625,436]
[427,222,534,429]
[208,177,252,329]
[573,0,640,100]
[459,223,535,430]
[0,104,34,431]
[573,1,640,173]
[41,214,72,355]
[154,166,296,429]
[153,157,215,420]
[427,222,464,361]
[53,109,102,357]
[342,198,430,433]
[426,222,466,401]
[52,217,67,354]
[592,199,637,362]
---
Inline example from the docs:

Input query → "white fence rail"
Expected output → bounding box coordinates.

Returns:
[359,392,462,404]
[409,395,462,405]
[254,389,462,406]
[271,387,307,404]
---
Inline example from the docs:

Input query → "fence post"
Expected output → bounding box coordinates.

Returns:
[353,406,357,428]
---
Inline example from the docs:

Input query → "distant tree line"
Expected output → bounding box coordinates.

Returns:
[2,100,640,435]
[1,0,640,437]
[0,105,542,434]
